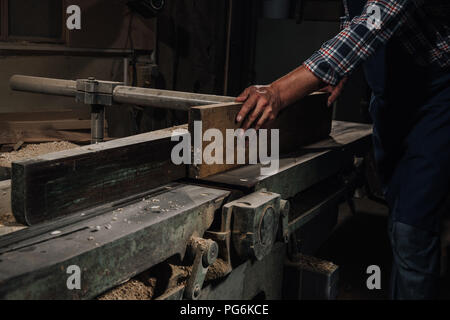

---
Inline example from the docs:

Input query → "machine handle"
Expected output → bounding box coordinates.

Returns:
[9,75,236,111]
[113,86,235,111]
[10,75,77,97]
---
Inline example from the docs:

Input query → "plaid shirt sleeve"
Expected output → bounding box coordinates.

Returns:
[304,0,422,86]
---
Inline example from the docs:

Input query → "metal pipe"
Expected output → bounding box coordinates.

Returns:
[10,75,77,97]
[113,86,235,111]
[10,75,236,111]
[91,105,105,144]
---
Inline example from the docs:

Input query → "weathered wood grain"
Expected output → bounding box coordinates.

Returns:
[12,125,188,225]
[188,93,332,178]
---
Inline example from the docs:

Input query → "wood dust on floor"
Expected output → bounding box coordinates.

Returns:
[0,212,15,225]
[98,264,191,300]
[0,141,78,167]
[98,259,230,300]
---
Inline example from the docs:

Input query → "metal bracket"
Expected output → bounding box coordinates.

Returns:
[75,78,123,106]
[75,77,123,144]
[225,190,286,262]
[184,237,219,300]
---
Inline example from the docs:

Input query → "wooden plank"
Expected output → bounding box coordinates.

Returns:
[201,121,373,199]
[11,125,188,225]
[188,93,332,178]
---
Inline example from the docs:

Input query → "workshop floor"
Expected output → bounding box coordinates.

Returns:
[316,198,450,300]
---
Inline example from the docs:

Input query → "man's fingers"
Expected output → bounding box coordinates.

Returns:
[235,88,250,102]
[328,89,340,106]
[242,98,267,130]
[327,78,348,106]
[236,94,258,123]
[255,108,272,130]
[319,85,333,93]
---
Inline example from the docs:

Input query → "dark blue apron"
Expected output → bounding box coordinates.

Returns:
[346,0,450,299]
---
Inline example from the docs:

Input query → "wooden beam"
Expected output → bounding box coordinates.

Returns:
[188,93,332,178]
[11,125,188,225]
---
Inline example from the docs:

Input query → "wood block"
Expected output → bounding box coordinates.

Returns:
[11,125,188,225]
[188,93,332,178]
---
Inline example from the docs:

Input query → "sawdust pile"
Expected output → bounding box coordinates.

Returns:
[98,259,230,300]
[0,211,26,236]
[0,212,15,226]
[297,253,337,274]
[98,278,158,300]
[99,264,191,300]
[0,141,78,167]
[206,258,229,281]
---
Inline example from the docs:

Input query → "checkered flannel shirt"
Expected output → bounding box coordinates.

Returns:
[303,0,450,86]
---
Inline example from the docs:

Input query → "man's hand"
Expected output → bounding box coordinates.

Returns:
[235,85,282,130]
[319,76,348,107]
[235,65,325,130]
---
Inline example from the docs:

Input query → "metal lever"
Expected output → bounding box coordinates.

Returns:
[10,75,236,144]
[10,75,235,111]
[184,237,219,300]
[10,75,77,97]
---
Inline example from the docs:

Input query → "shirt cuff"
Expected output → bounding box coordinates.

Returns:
[303,51,343,87]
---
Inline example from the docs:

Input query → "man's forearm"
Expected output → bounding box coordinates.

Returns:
[235,65,327,129]
[304,0,419,86]
[270,65,324,109]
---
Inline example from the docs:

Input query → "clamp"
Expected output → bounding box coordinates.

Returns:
[75,77,123,144]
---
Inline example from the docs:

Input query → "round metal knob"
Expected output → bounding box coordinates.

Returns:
[202,240,219,267]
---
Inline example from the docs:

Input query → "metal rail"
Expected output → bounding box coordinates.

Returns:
[10,75,77,97]
[10,75,235,111]
[10,74,236,144]
[113,86,235,111]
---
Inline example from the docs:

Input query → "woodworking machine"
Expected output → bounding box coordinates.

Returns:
[0,75,373,300]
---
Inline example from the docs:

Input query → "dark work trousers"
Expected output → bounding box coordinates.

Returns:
[364,37,450,300]
[346,1,450,299]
